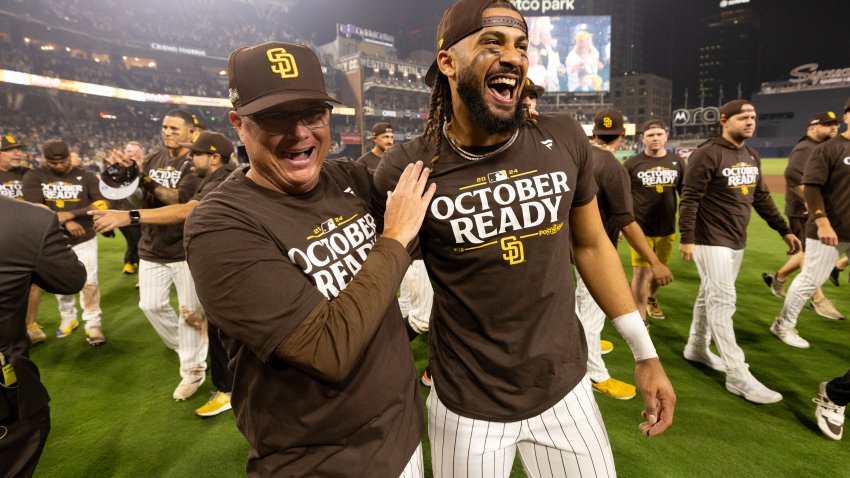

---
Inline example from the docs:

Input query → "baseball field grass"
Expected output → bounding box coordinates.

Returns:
[29,189,849,477]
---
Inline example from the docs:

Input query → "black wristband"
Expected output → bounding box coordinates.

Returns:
[140,175,158,193]
[129,210,141,225]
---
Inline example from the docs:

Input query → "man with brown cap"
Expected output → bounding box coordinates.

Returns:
[521,78,544,117]
[0,135,48,345]
[624,119,684,322]
[22,140,110,345]
[357,122,394,172]
[679,99,801,404]
[761,112,842,320]
[771,101,850,349]
[184,41,432,476]
[94,131,236,417]
[374,2,675,476]
[576,110,672,401]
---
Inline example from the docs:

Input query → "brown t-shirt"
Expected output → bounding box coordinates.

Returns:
[374,114,597,421]
[183,162,421,476]
[803,134,850,242]
[591,146,635,245]
[679,137,789,249]
[624,152,684,236]
[0,167,28,199]
[190,164,232,202]
[785,136,819,219]
[22,165,105,246]
[356,151,382,173]
[138,148,201,263]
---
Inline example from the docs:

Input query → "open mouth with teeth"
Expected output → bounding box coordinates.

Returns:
[277,146,316,161]
[487,76,518,104]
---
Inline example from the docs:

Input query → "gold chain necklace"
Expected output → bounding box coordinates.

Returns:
[590,140,617,153]
[443,122,519,161]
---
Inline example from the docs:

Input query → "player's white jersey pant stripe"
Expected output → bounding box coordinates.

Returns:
[688,245,746,371]
[138,259,208,380]
[427,377,615,478]
[575,274,609,383]
[778,239,850,327]
[399,442,425,478]
[399,259,434,334]
[56,236,102,325]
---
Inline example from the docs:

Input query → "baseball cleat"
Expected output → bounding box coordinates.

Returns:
[725,370,782,404]
[647,297,665,319]
[27,322,47,345]
[85,325,107,346]
[122,262,138,275]
[683,343,725,372]
[195,391,232,417]
[814,382,845,440]
[173,376,205,401]
[591,377,636,400]
[769,318,809,349]
[600,340,614,355]
[56,318,79,338]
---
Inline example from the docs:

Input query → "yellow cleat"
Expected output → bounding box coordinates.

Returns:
[600,340,614,355]
[592,377,637,400]
[28,322,47,345]
[122,262,138,275]
[195,391,232,417]
[56,318,79,338]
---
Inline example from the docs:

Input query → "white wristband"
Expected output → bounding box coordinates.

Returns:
[612,311,658,362]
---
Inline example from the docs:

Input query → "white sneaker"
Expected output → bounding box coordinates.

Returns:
[810,297,844,320]
[173,376,205,401]
[726,369,782,404]
[770,318,810,349]
[814,382,845,440]
[683,343,726,372]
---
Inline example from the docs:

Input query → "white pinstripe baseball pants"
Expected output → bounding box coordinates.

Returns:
[399,443,425,478]
[398,259,434,334]
[574,275,609,383]
[778,238,850,327]
[138,259,208,380]
[56,237,101,326]
[427,378,616,478]
[688,245,747,372]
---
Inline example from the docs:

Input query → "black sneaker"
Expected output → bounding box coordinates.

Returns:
[829,267,841,287]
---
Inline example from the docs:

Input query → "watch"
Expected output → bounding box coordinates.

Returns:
[129,210,141,225]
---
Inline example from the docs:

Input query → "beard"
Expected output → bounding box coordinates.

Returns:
[456,67,524,135]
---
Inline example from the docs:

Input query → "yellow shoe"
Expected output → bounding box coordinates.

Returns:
[195,391,232,417]
[28,322,47,345]
[122,262,137,275]
[56,318,79,338]
[592,377,636,400]
[600,340,614,355]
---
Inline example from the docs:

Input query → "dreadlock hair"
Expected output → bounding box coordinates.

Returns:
[423,0,534,169]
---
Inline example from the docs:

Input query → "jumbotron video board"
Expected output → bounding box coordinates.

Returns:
[525,15,611,93]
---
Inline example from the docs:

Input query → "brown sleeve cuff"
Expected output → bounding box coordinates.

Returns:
[277,237,411,382]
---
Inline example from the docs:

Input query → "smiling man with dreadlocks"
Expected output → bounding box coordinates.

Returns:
[373,0,676,476]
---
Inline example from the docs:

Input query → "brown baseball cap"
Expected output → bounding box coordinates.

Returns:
[179,131,235,159]
[0,135,24,151]
[228,41,340,116]
[521,78,544,99]
[371,122,393,136]
[42,140,70,161]
[641,119,668,133]
[424,0,528,86]
[808,111,840,126]
[719,99,754,120]
[593,109,625,135]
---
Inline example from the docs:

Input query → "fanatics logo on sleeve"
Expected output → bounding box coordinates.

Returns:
[541,139,554,150]
[267,48,299,79]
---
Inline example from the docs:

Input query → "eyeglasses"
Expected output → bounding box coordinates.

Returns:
[248,105,333,134]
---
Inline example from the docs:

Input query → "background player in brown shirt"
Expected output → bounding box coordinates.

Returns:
[761,112,842,320]
[577,110,673,401]
[375,2,674,476]
[356,121,394,172]
[184,41,433,477]
[22,140,110,346]
[679,99,801,404]
[92,131,236,417]
[624,119,684,322]
[772,102,850,349]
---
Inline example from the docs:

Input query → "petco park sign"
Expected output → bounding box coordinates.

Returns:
[789,63,850,87]
[510,0,576,14]
[671,107,720,127]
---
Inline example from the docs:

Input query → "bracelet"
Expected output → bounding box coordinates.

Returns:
[612,310,658,362]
